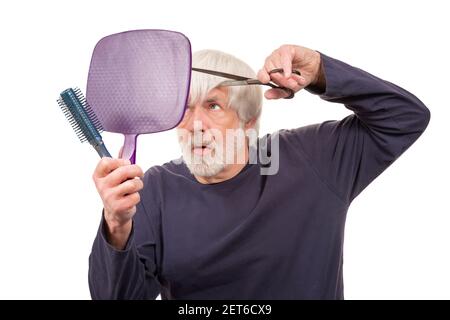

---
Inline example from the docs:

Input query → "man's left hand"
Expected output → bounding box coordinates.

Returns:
[257,45,323,99]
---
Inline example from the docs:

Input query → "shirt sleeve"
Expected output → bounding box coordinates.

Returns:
[88,170,161,300]
[281,53,430,204]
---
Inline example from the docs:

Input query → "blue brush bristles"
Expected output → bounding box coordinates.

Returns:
[57,87,111,158]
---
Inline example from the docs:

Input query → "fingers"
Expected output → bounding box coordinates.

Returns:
[93,156,144,231]
[104,164,144,188]
[96,166,143,220]
[104,192,140,219]
[93,158,144,197]
[264,88,291,100]
[257,57,277,83]
[117,192,141,212]
[114,177,144,197]
[275,71,306,88]
[290,73,306,84]
[279,46,293,78]
[258,45,308,99]
[257,68,270,84]
[258,52,281,83]
[101,176,143,211]
[259,46,292,82]
[270,72,298,89]
[263,72,307,100]
[93,157,130,179]
[112,191,141,213]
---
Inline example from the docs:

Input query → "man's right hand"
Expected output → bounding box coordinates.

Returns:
[92,157,144,250]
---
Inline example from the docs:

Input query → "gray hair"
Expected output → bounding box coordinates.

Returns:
[190,49,263,134]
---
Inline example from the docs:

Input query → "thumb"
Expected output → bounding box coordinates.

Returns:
[118,146,124,159]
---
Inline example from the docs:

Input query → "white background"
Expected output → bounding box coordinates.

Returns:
[0,0,448,299]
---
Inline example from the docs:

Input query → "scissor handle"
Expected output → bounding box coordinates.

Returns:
[269,68,301,76]
[267,68,302,99]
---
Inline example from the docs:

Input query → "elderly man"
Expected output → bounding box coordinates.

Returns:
[88,45,430,299]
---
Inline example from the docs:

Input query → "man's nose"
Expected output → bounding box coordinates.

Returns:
[185,105,209,132]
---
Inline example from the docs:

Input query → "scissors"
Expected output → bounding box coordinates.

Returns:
[192,67,302,99]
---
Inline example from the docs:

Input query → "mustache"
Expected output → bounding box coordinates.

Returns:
[179,135,217,149]
[191,140,215,148]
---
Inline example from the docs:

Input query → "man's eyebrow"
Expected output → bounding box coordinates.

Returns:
[205,96,220,103]
[187,96,224,107]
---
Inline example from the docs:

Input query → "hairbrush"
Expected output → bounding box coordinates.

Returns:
[57,87,111,158]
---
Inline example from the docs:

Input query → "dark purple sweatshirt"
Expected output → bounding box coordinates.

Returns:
[88,53,430,299]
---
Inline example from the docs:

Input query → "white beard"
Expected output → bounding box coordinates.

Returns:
[178,121,249,178]
[179,135,226,178]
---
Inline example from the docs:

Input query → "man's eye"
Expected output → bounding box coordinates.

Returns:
[209,103,221,110]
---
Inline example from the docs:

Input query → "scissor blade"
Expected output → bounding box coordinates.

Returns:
[192,67,250,81]
[218,80,250,87]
